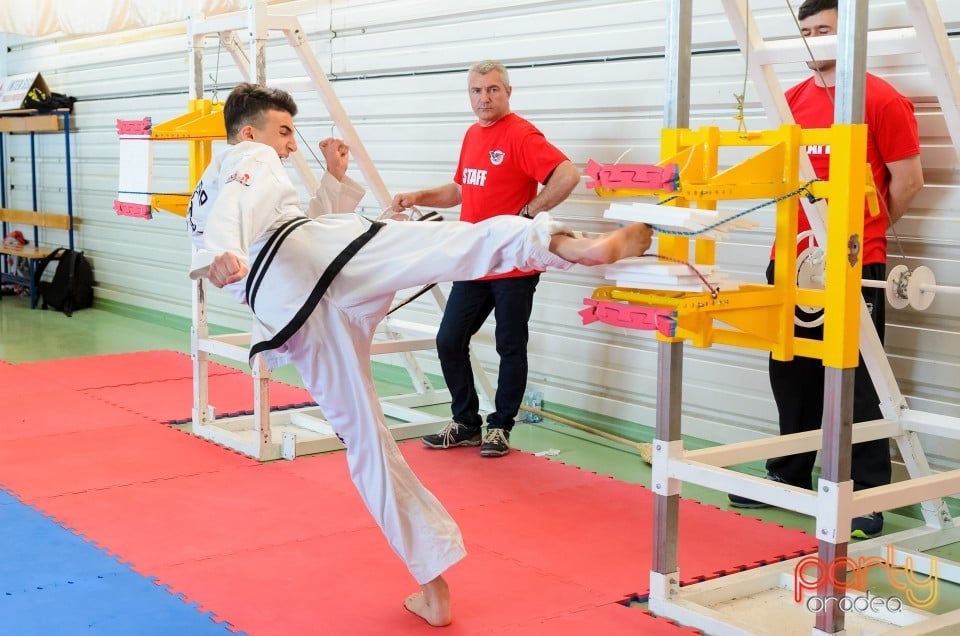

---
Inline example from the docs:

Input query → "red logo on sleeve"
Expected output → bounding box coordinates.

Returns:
[226,171,252,186]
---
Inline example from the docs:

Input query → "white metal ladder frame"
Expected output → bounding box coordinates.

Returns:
[646,1,960,634]
[188,1,495,460]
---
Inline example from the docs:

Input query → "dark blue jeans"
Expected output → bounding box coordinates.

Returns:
[436,274,540,432]
[765,261,891,490]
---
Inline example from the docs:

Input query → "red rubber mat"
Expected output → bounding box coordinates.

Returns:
[87,374,316,423]
[0,359,76,399]
[147,533,701,636]
[493,603,701,635]
[5,439,814,634]
[18,350,241,390]
[404,446,815,589]
[0,424,255,500]
[7,351,313,423]
[0,351,816,634]
[0,386,161,440]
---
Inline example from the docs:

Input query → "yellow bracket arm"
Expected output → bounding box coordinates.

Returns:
[149,99,226,217]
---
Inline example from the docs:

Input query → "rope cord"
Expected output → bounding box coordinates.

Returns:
[648,178,822,237]
[209,37,221,103]
[875,185,908,261]
[295,128,325,169]
[785,0,834,106]
[784,0,907,260]
[634,252,721,298]
[733,0,751,135]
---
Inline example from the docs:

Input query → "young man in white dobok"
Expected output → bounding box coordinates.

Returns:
[187,82,653,627]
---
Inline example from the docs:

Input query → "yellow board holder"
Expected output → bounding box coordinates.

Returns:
[150,99,226,217]
[114,100,226,218]
[587,124,874,370]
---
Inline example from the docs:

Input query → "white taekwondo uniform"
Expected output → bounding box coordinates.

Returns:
[187,140,575,584]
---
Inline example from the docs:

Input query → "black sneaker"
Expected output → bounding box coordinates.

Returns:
[727,473,788,509]
[421,421,481,449]
[851,512,883,539]
[480,428,510,457]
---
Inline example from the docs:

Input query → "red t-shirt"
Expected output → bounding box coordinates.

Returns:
[774,73,919,265]
[455,112,568,279]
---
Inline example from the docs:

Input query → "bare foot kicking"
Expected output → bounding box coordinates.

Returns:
[550,222,654,266]
[403,575,451,627]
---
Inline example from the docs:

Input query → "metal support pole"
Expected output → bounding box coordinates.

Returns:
[0,132,5,209]
[188,17,204,101]
[651,0,692,605]
[187,11,211,444]
[63,112,74,251]
[29,132,37,213]
[0,131,5,277]
[820,368,854,490]
[664,0,691,129]
[652,341,684,577]
[816,3,867,633]
[815,367,855,634]
[835,0,868,125]
[247,1,267,85]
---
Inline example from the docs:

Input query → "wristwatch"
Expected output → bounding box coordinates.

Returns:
[520,204,533,219]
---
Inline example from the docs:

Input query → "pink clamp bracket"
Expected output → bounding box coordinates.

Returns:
[113,200,152,220]
[580,298,677,338]
[584,159,679,193]
[116,117,152,136]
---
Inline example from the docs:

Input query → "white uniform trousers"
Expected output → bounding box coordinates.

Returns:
[281,213,573,584]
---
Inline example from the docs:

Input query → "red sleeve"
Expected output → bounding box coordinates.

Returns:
[868,80,920,164]
[515,129,568,184]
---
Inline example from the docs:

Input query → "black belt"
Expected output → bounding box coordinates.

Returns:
[247,218,385,362]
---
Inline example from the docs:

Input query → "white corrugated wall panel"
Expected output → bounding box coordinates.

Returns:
[1,1,957,468]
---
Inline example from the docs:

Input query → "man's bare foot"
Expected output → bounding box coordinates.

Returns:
[403,575,451,627]
[550,222,653,266]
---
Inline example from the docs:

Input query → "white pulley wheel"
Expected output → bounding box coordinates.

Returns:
[795,236,825,328]
[907,265,936,311]
[885,264,910,310]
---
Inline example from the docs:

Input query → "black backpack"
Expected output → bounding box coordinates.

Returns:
[34,248,94,317]
[23,87,77,113]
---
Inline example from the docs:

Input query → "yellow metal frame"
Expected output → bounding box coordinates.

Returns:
[147,99,226,216]
[591,124,874,369]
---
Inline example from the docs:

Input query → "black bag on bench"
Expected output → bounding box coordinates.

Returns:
[34,248,93,317]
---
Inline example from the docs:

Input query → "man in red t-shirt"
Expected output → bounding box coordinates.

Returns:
[727,0,924,540]
[392,60,580,458]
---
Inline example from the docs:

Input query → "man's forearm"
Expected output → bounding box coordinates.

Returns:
[413,183,462,208]
[527,160,580,214]
[885,154,924,224]
[887,183,923,224]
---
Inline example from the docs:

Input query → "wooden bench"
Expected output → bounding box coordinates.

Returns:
[0,207,75,308]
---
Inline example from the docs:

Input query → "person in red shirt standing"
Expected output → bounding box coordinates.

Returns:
[392,60,580,458]
[727,0,924,540]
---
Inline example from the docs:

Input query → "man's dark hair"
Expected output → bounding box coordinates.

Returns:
[223,83,298,141]
[798,0,837,22]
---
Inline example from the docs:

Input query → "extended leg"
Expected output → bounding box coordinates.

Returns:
[403,576,451,627]
[549,221,653,265]
[330,213,652,310]
[285,301,464,625]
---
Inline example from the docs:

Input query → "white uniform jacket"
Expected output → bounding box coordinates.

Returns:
[187,141,367,368]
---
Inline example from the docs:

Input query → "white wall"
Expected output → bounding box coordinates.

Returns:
[2,0,958,467]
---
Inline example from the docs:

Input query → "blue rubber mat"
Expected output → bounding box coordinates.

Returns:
[0,488,242,635]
